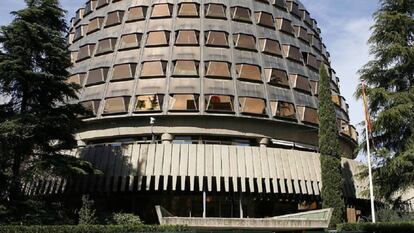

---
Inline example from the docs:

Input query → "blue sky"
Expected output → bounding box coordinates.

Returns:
[0,0,378,147]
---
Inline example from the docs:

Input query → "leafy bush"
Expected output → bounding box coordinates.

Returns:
[77,195,96,225]
[337,222,414,233]
[109,213,143,225]
[0,225,189,233]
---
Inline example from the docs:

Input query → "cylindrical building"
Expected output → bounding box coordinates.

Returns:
[58,0,367,226]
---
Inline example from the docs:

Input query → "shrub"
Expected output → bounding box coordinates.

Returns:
[77,195,97,225]
[337,222,414,233]
[0,225,189,233]
[110,213,143,225]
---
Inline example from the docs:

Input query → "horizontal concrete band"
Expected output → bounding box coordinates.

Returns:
[23,144,366,199]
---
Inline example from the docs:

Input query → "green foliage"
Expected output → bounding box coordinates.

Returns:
[0,225,190,233]
[0,0,96,203]
[337,222,414,233]
[109,213,143,225]
[77,195,97,225]
[318,65,345,227]
[376,207,414,222]
[357,0,414,200]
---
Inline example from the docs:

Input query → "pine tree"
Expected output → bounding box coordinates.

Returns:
[0,0,95,201]
[318,65,345,226]
[358,0,414,202]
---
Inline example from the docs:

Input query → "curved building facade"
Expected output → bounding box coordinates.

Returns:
[57,0,366,225]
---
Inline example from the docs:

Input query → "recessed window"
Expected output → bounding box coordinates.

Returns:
[135,94,164,112]
[303,52,321,71]
[205,61,231,78]
[276,18,295,36]
[77,44,95,62]
[146,31,170,47]
[294,25,310,43]
[173,60,199,77]
[255,11,274,29]
[301,10,313,26]
[310,80,318,96]
[141,61,167,78]
[151,4,173,18]
[350,125,358,141]
[67,73,86,86]
[205,95,234,112]
[239,97,266,116]
[119,33,142,50]
[297,106,319,125]
[81,100,101,117]
[231,7,251,23]
[264,68,289,87]
[105,10,125,28]
[96,0,109,9]
[282,44,303,63]
[70,51,78,64]
[332,95,341,107]
[310,34,322,51]
[270,101,296,119]
[205,31,228,47]
[74,8,84,24]
[103,97,130,115]
[273,0,287,10]
[178,3,199,17]
[96,38,117,55]
[286,0,301,18]
[289,74,311,93]
[259,38,282,56]
[169,94,199,111]
[74,24,87,41]
[86,67,109,86]
[205,4,226,19]
[87,17,104,34]
[127,6,147,22]
[338,119,351,136]
[84,0,97,16]
[112,63,137,81]
[233,33,256,51]
[236,64,262,82]
[175,30,199,46]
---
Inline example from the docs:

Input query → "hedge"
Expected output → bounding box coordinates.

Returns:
[337,222,414,233]
[0,225,190,233]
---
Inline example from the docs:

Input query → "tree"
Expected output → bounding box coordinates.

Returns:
[358,0,414,202]
[0,0,95,202]
[318,65,345,226]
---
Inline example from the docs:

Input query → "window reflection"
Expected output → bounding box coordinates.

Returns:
[169,94,199,111]
[135,94,164,112]
[205,95,234,112]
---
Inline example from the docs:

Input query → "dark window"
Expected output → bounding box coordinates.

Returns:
[127,6,147,22]
[231,7,251,23]
[205,61,231,78]
[205,95,234,112]
[294,25,310,43]
[84,0,97,16]
[81,100,101,116]
[112,63,137,81]
[282,44,303,63]
[169,94,199,111]
[264,68,289,87]
[239,97,267,116]
[135,94,164,112]
[151,4,173,18]
[119,33,142,50]
[87,17,104,34]
[86,67,109,86]
[141,61,167,78]
[173,60,199,77]
[236,64,262,82]
[289,74,311,93]
[96,0,109,9]
[77,44,95,62]
[205,31,228,47]
[103,97,131,115]
[96,38,117,55]
[273,0,287,10]
[67,73,86,86]
[255,11,274,29]
[146,31,170,47]
[205,4,226,19]
[233,33,256,51]
[178,3,199,17]
[276,18,295,35]
[259,38,282,56]
[105,10,125,27]
[297,106,319,125]
[270,101,296,119]
[175,30,199,46]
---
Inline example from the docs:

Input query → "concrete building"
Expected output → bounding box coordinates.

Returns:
[31,0,371,228]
